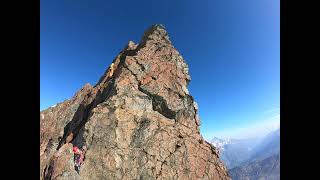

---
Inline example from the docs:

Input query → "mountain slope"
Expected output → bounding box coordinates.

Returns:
[210,129,280,180]
[249,129,280,161]
[228,153,280,180]
[211,137,261,169]
[40,24,230,180]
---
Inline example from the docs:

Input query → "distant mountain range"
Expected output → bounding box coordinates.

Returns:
[229,153,280,180]
[250,129,280,161]
[210,128,280,180]
[211,137,261,169]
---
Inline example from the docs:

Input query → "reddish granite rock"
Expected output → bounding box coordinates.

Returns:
[40,24,230,180]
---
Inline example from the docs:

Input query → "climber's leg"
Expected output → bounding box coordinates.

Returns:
[75,165,80,174]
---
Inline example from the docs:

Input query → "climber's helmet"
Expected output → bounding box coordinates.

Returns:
[73,146,79,153]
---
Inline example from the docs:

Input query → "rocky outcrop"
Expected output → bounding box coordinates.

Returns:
[40,24,230,180]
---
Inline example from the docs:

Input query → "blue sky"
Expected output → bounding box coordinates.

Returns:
[41,0,279,140]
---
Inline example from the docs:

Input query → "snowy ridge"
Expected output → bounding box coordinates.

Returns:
[210,137,232,151]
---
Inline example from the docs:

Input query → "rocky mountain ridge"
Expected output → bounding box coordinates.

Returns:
[40,24,230,180]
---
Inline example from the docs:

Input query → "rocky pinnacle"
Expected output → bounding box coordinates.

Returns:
[40,24,230,180]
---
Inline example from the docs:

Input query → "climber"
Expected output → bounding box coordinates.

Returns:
[73,145,87,174]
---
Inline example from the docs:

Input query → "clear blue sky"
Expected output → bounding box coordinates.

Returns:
[40,0,279,140]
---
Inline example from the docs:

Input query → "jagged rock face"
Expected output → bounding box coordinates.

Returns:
[40,24,230,180]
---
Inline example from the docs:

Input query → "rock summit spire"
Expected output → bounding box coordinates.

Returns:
[40,25,230,180]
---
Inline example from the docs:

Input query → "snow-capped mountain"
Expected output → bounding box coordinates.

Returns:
[210,128,280,170]
[210,137,261,169]
[210,137,232,151]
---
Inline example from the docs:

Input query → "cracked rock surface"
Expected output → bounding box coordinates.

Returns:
[40,24,230,180]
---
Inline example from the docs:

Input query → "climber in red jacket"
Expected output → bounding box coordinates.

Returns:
[73,146,86,174]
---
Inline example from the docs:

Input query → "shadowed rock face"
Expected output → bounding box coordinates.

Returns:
[40,24,230,180]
